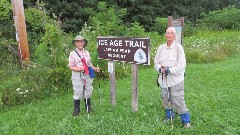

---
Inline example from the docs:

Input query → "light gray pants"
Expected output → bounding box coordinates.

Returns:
[161,81,188,114]
[72,74,93,100]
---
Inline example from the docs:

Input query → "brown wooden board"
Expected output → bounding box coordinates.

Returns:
[97,37,150,65]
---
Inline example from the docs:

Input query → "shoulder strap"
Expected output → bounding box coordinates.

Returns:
[74,50,82,58]
[75,50,87,65]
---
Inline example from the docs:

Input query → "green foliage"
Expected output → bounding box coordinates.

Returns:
[25,8,48,54]
[89,2,127,36]
[184,30,240,63]
[198,6,240,30]
[184,22,199,37]
[25,0,240,33]
[0,0,11,21]
[0,6,73,107]
[25,8,47,33]
[0,92,2,107]
[43,0,98,33]
[0,63,71,107]
[0,64,42,106]
[0,0,15,41]
[153,17,168,35]
[34,22,67,67]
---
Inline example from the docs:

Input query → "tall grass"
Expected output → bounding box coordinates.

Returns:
[184,30,240,63]
[1,53,239,134]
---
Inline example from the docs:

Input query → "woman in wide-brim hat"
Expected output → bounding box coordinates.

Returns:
[72,35,88,48]
[68,35,100,116]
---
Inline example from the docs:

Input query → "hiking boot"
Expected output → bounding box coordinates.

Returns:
[73,100,80,116]
[184,123,191,128]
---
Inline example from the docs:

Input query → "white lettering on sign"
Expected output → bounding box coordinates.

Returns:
[110,40,123,46]
[119,49,130,53]
[125,40,146,48]
[107,53,126,59]
[99,39,108,46]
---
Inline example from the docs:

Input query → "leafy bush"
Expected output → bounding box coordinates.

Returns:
[153,17,168,35]
[0,6,73,107]
[198,6,240,30]
[0,0,15,45]
[184,22,199,37]
[34,22,68,68]
[0,0,11,21]
[0,63,72,107]
[25,8,48,54]
[0,64,42,106]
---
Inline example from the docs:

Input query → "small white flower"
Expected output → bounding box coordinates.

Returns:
[25,90,29,93]
[16,88,21,91]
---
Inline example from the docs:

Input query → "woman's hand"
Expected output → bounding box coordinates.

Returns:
[94,67,100,72]
[78,66,84,72]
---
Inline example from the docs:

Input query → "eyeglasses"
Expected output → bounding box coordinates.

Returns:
[166,32,175,35]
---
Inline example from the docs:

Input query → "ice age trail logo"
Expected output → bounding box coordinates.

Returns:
[134,48,146,64]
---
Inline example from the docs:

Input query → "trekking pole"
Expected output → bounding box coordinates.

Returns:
[166,75,173,130]
[97,65,102,104]
[85,88,89,120]
[161,72,164,109]
[82,73,89,120]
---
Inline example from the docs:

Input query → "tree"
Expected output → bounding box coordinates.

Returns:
[43,0,98,33]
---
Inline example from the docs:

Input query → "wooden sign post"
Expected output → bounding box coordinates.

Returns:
[97,37,150,112]
[168,16,184,45]
[131,64,138,112]
[108,61,116,106]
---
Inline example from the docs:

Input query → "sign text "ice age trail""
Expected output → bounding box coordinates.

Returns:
[97,37,150,65]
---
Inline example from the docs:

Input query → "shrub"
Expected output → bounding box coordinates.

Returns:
[198,6,240,30]
[184,22,199,37]
[25,8,48,54]
[0,63,72,107]
[153,17,168,35]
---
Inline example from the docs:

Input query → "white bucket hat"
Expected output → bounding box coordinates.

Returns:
[72,35,88,47]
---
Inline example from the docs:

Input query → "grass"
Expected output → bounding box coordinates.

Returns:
[1,53,240,134]
[184,30,240,63]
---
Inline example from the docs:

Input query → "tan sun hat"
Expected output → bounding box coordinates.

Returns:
[72,35,88,47]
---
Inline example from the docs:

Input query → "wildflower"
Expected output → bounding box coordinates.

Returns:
[19,92,23,94]
[16,88,21,91]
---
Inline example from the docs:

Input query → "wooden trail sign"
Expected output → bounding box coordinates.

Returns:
[168,16,184,45]
[97,37,150,112]
[97,37,150,65]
